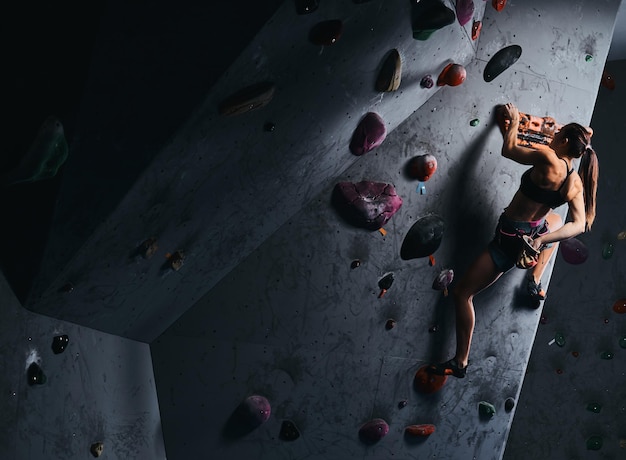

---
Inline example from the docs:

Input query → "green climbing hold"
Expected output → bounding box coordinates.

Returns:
[586,402,602,413]
[554,332,566,347]
[600,351,614,360]
[619,335,626,349]
[470,118,480,127]
[602,242,614,259]
[585,54,594,62]
[586,435,603,450]
[478,401,496,418]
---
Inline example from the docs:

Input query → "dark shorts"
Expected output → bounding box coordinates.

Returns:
[488,213,550,272]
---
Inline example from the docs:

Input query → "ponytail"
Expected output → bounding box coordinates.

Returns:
[578,146,598,231]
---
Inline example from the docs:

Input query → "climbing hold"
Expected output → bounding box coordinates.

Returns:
[279,420,300,441]
[309,19,343,46]
[602,242,614,259]
[428,325,439,333]
[572,351,580,357]
[406,154,438,181]
[559,237,588,264]
[601,70,616,90]
[332,181,403,230]
[416,182,426,195]
[504,398,515,412]
[166,251,185,271]
[492,0,507,12]
[349,112,387,156]
[411,0,455,40]
[585,54,594,62]
[617,231,626,240]
[471,20,482,40]
[264,122,276,132]
[27,363,46,386]
[51,334,69,354]
[351,259,361,269]
[420,75,434,88]
[1,116,69,187]
[554,332,566,347]
[139,237,158,259]
[613,299,626,314]
[400,214,445,260]
[218,82,275,116]
[455,0,474,26]
[470,118,480,127]
[586,402,602,413]
[600,351,613,360]
[428,254,436,266]
[376,49,402,92]
[619,335,626,349]
[385,319,397,330]
[405,424,436,436]
[90,442,104,458]
[432,269,454,296]
[437,63,466,86]
[398,400,408,409]
[238,395,271,429]
[378,273,394,298]
[295,0,319,14]
[359,418,389,443]
[556,368,564,374]
[59,283,74,293]
[414,365,447,394]
[586,435,603,450]
[540,315,548,324]
[484,45,522,82]
[478,401,496,418]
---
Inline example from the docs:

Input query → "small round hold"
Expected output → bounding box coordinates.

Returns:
[60,283,74,293]
[470,118,480,127]
[264,122,276,132]
[540,315,547,324]
[572,351,580,358]
[585,54,594,62]
[428,325,439,333]
[398,399,408,409]
[604,318,609,324]
[351,259,361,269]
[420,75,434,88]
[504,397,515,412]
[556,368,563,374]
[385,319,396,330]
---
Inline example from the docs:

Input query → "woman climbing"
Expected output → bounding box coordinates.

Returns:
[430,102,599,378]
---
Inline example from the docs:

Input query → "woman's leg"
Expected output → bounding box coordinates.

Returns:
[452,249,504,368]
[528,212,563,297]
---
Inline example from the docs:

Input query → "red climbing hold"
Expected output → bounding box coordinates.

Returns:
[437,63,466,87]
[405,424,436,437]
[492,0,507,12]
[613,299,626,314]
[414,365,447,394]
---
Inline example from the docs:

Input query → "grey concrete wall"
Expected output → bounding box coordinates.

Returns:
[150,1,621,459]
[0,274,165,460]
[504,58,626,460]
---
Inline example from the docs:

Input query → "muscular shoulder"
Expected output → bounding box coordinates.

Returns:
[563,171,583,202]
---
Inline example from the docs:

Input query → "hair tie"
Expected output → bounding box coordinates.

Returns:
[585,144,592,151]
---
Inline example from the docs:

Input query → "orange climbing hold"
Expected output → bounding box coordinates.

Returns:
[414,365,447,394]
[613,299,626,314]
[405,424,436,437]
[492,0,506,12]
[471,20,482,41]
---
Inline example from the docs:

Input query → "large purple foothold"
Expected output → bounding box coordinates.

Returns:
[333,181,403,230]
[239,395,271,428]
[559,237,589,264]
[401,214,445,259]
[359,418,389,443]
[349,112,387,156]
[456,0,475,26]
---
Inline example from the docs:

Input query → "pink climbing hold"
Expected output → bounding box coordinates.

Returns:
[456,0,475,27]
[432,269,454,296]
[349,112,387,155]
[559,237,589,264]
[332,181,403,230]
[359,418,389,443]
[240,395,271,428]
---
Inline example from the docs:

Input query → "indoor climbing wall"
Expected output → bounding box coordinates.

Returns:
[24,0,480,343]
[150,1,621,459]
[504,58,626,460]
[0,274,165,459]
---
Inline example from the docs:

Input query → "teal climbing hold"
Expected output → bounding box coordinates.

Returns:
[586,435,603,450]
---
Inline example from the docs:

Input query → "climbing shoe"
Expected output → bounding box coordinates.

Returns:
[429,358,467,378]
[527,273,546,301]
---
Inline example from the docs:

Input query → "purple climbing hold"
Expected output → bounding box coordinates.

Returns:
[559,237,589,264]
[359,418,389,443]
[239,395,271,428]
[432,269,454,295]
[420,75,434,88]
[349,112,387,156]
[332,181,403,230]
[456,0,475,27]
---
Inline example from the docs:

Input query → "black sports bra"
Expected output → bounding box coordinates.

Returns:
[519,159,573,208]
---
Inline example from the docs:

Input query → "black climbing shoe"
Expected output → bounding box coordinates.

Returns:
[429,358,467,378]
[527,273,546,301]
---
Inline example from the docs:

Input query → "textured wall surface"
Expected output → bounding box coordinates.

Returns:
[151,1,620,459]
[0,275,165,460]
[504,58,626,460]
